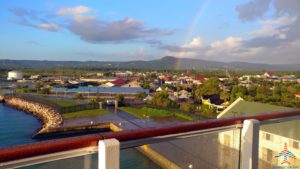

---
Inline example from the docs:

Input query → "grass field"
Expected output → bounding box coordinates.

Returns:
[119,106,198,121]
[45,98,78,107]
[63,109,110,118]
[120,107,171,118]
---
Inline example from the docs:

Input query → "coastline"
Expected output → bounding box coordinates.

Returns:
[1,94,181,169]
[3,96,63,134]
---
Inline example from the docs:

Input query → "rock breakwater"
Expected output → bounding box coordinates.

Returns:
[4,96,63,133]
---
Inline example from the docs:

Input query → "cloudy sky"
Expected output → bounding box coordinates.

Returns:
[0,0,300,64]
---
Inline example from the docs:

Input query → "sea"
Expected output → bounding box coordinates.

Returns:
[0,103,161,169]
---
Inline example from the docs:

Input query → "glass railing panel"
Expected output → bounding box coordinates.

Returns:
[120,148,162,169]
[121,128,242,169]
[18,154,98,169]
[259,118,300,169]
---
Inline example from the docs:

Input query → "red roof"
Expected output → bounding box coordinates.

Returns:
[164,76,172,81]
[194,76,206,82]
[112,79,126,86]
[265,72,275,76]
[295,93,300,96]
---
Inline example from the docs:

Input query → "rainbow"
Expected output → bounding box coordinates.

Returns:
[172,0,210,70]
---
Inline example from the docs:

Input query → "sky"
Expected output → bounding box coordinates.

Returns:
[0,0,300,64]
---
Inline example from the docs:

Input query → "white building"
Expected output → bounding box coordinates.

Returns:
[217,97,299,168]
[7,70,23,80]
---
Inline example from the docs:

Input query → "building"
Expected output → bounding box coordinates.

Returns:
[193,76,206,85]
[7,70,23,80]
[115,71,133,77]
[263,72,278,79]
[80,77,117,83]
[30,75,41,80]
[101,79,127,87]
[121,80,141,88]
[295,93,300,99]
[217,97,300,168]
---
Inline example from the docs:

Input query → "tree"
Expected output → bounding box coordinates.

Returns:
[35,83,42,93]
[89,97,100,104]
[220,89,230,102]
[255,86,271,102]
[40,87,51,94]
[180,103,196,113]
[115,94,125,105]
[141,81,150,89]
[75,93,84,100]
[200,105,217,117]
[136,92,147,100]
[148,90,178,108]
[201,78,221,95]
[194,88,203,103]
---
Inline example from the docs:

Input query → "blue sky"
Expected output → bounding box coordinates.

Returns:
[0,0,299,64]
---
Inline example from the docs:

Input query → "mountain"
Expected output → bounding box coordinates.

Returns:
[0,56,299,71]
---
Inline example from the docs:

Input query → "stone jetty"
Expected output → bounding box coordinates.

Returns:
[4,96,63,133]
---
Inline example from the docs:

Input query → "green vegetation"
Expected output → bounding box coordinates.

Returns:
[180,103,196,112]
[228,81,300,108]
[115,94,125,105]
[174,113,194,121]
[136,92,147,100]
[148,90,178,108]
[194,78,221,102]
[45,98,78,107]
[119,106,199,121]
[120,107,170,118]
[74,93,84,100]
[89,97,100,104]
[63,109,110,118]
[200,105,218,118]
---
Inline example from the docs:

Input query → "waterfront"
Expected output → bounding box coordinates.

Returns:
[0,103,40,147]
[0,103,161,169]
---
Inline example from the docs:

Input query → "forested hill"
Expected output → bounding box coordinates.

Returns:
[0,56,299,71]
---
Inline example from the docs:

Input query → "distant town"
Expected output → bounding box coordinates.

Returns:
[1,69,300,118]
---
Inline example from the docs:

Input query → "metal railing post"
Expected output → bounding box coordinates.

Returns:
[241,119,260,169]
[98,139,120,169]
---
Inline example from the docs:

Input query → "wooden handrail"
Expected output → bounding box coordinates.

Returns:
[0,109,299,163]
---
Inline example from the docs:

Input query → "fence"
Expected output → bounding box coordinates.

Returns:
[60,103,99,114]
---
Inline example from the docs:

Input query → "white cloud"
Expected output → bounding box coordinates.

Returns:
[261,16,297,26]
[210,36,242,50]
[182,37,205,48]
[163,36,245,60]
[38,23,60,31]
[57,6,90,16]
[67,16,173,43]
[249,16,297,38]
[206,37,245,58]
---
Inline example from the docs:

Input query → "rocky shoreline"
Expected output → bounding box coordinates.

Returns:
[3,96,63,133]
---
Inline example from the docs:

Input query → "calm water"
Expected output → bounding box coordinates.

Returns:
[0,103,41,147]
[0,103,161,169]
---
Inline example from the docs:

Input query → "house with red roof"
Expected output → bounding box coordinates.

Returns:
[295,92,300,99]
[101,79,127,87]
[263,72,275,78]
[193,76,207,85]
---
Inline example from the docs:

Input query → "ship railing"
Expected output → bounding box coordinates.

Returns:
[0,109,300,169]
